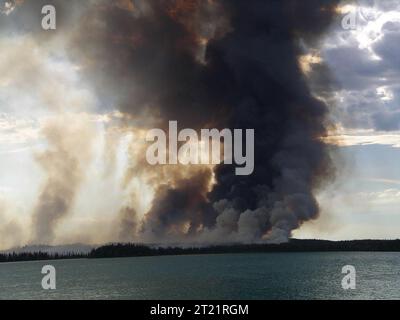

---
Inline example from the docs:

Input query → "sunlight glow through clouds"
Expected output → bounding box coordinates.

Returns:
[326,128,400,148]
[295,1,400,240]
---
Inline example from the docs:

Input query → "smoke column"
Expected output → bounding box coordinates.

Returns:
[207,0,339,243]
[67,0,338,243]
[2,0,339,244]
[31,115,95,244]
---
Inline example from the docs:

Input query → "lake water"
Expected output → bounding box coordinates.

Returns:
[0,252,399,300]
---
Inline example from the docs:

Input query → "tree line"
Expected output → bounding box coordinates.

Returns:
[1,239,400,263]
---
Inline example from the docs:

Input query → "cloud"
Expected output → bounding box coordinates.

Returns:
[354,188,400,205]
[0,113,39,146]
[321,4,400,132]
[326,128,400,148]
[364,178,400,185]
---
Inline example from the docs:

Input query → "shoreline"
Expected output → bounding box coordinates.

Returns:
[1,239,400,264]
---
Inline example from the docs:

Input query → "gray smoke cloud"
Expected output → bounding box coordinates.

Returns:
[117,206,138,242]
[2,0,339,245]
[30,116,95,244]
[0,197,23,249]
[66,0,338,243]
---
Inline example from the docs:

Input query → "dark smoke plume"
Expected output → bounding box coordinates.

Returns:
[65,0,338,243]
[5,0,339,243]
[207,0,339,242]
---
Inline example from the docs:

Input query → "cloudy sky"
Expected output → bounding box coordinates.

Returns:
[0,0,400,249]
[295,0,400,240]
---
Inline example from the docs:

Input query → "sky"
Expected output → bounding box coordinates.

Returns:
[0,0,399,249]
[294,0,400,240]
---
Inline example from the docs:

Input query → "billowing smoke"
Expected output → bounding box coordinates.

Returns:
[31,115,95,244]
[2,0,339,245]
[66,0,338,243]
[117,206,138,242]
[0,197,24,249]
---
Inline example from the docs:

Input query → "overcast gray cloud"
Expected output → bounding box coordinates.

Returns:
[320,1,400,131]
